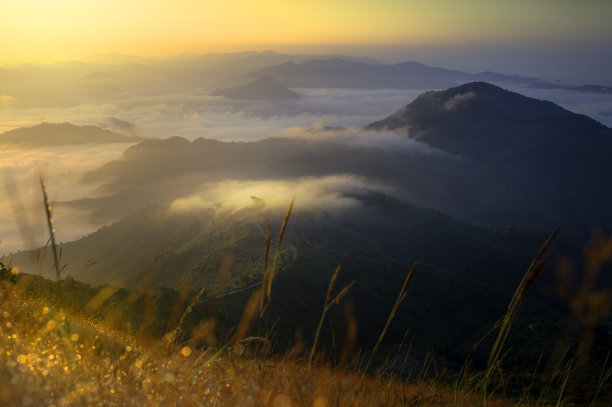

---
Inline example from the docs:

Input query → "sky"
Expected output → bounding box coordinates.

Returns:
[1,0,611,83]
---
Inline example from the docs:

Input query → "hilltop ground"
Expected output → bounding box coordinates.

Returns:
[0,273,522,407]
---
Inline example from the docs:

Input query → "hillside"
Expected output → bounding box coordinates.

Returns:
[14,192,589,361]
[4,202,611,404]
[367,82,612,231]
[0,273,526,407]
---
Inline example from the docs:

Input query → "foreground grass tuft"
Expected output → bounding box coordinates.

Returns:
[0,279,518,407]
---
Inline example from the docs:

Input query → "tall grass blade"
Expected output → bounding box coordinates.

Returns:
[364,260,420,375]
[308,265,354,370]
[260,198,295,316]
[40,177,61,281]
[266,197,294,300]
[482,226,560,405]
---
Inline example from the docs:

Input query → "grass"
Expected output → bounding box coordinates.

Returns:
[1,187,610,406]
[40,177,62,281]
[309,265,355,370]
[364,259,420,375]
[482,227,560,405]
[0,275,523,407]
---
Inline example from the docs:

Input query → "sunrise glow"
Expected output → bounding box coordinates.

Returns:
[1,0,610,65]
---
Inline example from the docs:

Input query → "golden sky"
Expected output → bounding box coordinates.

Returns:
[1,0,610,64]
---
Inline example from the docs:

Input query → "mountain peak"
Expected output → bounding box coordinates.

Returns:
[367,82,610,160]
[368,82,576,133]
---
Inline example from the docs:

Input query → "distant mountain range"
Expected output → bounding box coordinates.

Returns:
[243,58,612,95]
[0,122,142,147]
[528,81,612,94]
[244,58,536,89]
[242,58,612,93]
[211,77,301,101]
[2,51,609,110]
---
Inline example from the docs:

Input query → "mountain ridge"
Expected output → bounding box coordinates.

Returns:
[0,122,143,147]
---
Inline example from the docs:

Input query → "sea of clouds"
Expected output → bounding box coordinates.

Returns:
[1,84,611,253]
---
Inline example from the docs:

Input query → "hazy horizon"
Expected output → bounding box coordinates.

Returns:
[2,0,612,85]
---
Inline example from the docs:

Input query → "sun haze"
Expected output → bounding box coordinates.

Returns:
[1,0,611,65]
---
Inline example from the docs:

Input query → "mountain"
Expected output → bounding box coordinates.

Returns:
[245,59,537,89]
[367,82,612,232]
[55,83,612,233]
[211,77,301,101]
[0,122,143,147]
[367,81,610,157]
[61,135,459,222]
[63,78,612,232]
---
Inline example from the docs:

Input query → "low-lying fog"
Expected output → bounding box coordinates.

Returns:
[1,144,133,252]
[2,54,612,253]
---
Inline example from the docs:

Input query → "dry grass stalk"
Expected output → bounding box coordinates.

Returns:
[266,197,294,299]
[261,198,295,316]
[364,259,420,375]
[40,177,61,281]
[482,226,560,405]
[308,265,355,370]
[233,287,265,343]
[260,224,272,314]
[263,223,271,277]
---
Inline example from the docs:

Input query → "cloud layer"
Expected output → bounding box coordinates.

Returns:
[170,175,390,213]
